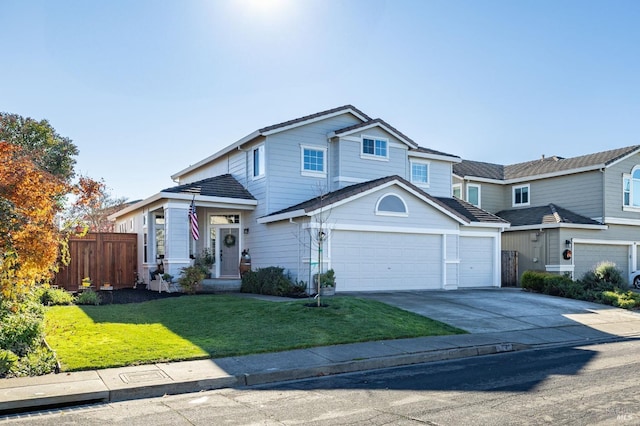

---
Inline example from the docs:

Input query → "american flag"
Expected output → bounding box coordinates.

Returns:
[189,198,199,240]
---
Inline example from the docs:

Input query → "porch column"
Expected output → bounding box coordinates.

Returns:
[163,202,192,278]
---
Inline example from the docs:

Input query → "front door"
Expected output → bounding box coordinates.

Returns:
[219,228,240,277]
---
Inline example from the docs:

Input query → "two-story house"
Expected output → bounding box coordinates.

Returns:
[453,146,640,283]
[111,105,508,292]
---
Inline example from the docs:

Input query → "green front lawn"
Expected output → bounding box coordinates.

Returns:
[45,295,465,371]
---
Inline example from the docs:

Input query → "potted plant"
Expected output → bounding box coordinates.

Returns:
[161,273,173,283]
[315,269,336,297]
[193,248,215,278]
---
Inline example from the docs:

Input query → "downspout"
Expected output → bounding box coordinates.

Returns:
[600,168,606,224]
[290,218,301,284]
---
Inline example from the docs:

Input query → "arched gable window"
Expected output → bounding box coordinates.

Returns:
[623,166,640,208]
[375,194,408,216]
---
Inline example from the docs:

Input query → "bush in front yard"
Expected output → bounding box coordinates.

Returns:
[520,263,640,310]
[0,296,57,378]
[76,289,101,305]
[241,267,306,297]
[520,270,548,293]
[579,261,628,291]
[32,286,76,306]
[599,290,640,309]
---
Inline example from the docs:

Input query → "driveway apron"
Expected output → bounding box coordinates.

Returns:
[350,288,640,337]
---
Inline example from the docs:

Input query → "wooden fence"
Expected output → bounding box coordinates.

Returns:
[54,233,137,291]
[501,250,519,287]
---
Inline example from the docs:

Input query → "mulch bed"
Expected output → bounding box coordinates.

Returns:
[104,288,186,304]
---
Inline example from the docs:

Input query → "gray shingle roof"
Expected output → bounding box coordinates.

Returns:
[454,145,640,180]
[453,160,504,180]
[263,175,505,225]
[495,204,602,227]
[162,174,255,200]
[258,105,371,133]
[333,118,417,145]
[435,197,509,224]
[333,118,460,159]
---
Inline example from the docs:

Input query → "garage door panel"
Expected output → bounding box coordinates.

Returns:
[459,237,494,288]
[332,231,441,291]
[574,243,629,280]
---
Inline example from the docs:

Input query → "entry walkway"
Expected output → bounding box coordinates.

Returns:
[2,289,640,414]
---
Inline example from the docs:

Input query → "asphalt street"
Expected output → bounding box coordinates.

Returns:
[4,339,640,425]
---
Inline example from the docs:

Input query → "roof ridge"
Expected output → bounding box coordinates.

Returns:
[258,105,371,133]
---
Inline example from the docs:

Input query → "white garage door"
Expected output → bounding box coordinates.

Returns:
[331,231,442,291]
[459,237,494,287]
[574,243,629,281]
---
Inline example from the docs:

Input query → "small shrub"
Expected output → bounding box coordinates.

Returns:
[241,270,260,293]
[599,290,640,309]
[32,287,75,306]
[580,261,627,291]
[314,269,336,288]
[520,270,548,293]
[10,346,57,377]
[0,310,44,356]
[240,266,303,297]
[76,289,101,305]
[0,349,18,378]
[178,265,205,295]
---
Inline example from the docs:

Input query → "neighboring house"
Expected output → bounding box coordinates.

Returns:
[452,146,640,282]
[110,105,508,292]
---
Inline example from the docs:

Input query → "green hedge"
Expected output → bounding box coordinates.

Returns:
[520,262,640,310]
[241,267,306,297]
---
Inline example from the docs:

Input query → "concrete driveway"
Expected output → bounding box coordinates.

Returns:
[352,288,640,342]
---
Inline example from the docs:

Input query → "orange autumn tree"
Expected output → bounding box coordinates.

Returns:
[0,142,69,298]
[0,113,102,300]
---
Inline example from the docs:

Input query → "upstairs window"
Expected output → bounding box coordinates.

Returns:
[512,184,530,207]
[467,184,481,207]
[452,184,462,198]
[362,136,388,159]
[253,144,265,179]
[376,194,408,216]
[410,160,429,186]
[623,166,640,208]
[301,145,326,176]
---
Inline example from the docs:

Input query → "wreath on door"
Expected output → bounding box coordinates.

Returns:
[224,234,236,248]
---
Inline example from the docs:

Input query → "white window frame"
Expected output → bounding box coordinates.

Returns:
[467,183,481,207]
[623,166,640,211]
[375,193,409,217]
[452,183,462,198]
[512,184,531,207]
[252,144,265,180]
[300,144,327,177]
[410,159,430,187]
[361,135,389,161]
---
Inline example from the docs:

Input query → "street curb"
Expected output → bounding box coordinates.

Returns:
[237,343,528,387]
[0,342,528,414]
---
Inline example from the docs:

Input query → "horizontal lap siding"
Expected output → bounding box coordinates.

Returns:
[426,161,454,198]
[267,115,361,214]
[604,153,640,220]
[524,172,603,219]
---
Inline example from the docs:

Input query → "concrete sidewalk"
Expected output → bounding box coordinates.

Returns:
[2,289,640,413]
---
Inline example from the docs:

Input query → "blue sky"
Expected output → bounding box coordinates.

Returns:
[1,0,639,201]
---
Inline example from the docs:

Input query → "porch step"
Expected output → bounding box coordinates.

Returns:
[200,279,242,293]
